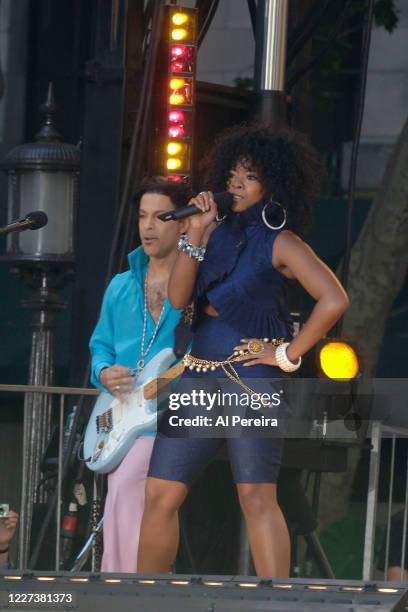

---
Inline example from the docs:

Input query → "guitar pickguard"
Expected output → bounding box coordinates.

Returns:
[84,348,183,473]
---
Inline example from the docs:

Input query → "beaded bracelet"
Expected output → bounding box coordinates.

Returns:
[178,234,206,262]
[275,342,302,373]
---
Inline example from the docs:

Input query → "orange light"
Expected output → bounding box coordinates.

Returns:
[172,13,189,26]
[341,587,364,592]
[167,158,182,170]
[169,93,185,105]
[171,28,188,41]
[170,78,185,90]
[164,8,196,180]
[319,341,360,379]
[167,142,183,155]
[306,585,328,591]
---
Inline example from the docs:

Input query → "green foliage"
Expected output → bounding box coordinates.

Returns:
[232,1,400,102]
[373,0,400,32]
[310,0,400,111]
[329,0,399,32]
[233,77,254,91]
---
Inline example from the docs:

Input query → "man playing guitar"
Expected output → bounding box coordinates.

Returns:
[89,179,190,572]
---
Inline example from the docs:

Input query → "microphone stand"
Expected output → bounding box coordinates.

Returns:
[0,220,33,235]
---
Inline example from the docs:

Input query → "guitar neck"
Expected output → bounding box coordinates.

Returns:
[143,360,185,400]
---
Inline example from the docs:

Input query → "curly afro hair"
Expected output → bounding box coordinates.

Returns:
[200,124,322,234]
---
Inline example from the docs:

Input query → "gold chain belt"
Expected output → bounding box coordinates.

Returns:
[182,338,285,406]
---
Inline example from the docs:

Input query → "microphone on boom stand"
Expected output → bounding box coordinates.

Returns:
[0,211,48,235]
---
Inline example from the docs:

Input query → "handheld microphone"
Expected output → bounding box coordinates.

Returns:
[0,211,48,236]
[158,192,233,222]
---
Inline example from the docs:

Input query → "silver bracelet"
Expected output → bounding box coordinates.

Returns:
[178,234,206,262]
[275,342,302,373]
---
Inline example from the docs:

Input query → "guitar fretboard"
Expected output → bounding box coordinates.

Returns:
[143,360,185,400]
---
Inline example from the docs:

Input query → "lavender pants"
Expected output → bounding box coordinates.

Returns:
[101,435,155,573]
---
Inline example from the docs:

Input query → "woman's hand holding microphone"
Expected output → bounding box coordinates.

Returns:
[186,191,218,244]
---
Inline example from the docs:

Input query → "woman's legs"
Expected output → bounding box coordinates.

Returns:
[139,430,224,573]
[237,482,290,577]
[101,436,155,572]
[137,476,188,573]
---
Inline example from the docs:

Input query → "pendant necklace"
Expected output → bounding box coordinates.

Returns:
[133,269,165,378]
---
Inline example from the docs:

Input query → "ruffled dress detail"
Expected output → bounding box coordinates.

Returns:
[191,201,294,340]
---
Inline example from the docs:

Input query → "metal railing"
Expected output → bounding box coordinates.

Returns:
[0,383,98,571]
[4,383,407,578]
[363,421,408,581]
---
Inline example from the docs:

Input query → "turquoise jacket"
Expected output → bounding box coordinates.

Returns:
[89,246,183,392]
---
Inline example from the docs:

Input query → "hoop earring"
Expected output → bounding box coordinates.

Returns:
[215,213,227,223]
[262,200,287,230]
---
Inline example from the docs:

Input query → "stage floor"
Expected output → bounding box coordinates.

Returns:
[0,572,407,611]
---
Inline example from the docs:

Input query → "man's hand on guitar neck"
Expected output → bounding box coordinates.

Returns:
[99,365,136,401]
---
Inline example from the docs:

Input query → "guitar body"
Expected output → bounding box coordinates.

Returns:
[84,348,177,474]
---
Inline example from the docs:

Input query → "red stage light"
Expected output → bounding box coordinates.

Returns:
[172,60,186,72]
[170,45,195,74]
[172,45,186,57]
[157,6,197,181]
[169,110,184,123]
[168,126,185,138]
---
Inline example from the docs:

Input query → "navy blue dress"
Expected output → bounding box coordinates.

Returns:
[148,201,294,484]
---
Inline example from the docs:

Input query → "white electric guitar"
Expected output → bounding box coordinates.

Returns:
[84,348,184,474]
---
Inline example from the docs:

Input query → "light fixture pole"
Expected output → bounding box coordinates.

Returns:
[1,83,80,568]
[253,0,289,128]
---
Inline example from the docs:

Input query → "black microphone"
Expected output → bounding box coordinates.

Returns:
[158,192,233,222]
[0,211,48,236]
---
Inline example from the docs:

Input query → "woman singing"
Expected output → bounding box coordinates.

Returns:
[137,124,349,577]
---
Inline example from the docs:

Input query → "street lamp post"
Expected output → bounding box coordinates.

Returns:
[1,83,80,568]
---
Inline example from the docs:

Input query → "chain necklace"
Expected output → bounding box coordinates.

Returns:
[133,270,166,378]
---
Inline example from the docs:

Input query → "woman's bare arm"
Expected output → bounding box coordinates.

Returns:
[273,231,349,362]
[236,230,349,368]
[168,192,218,309]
